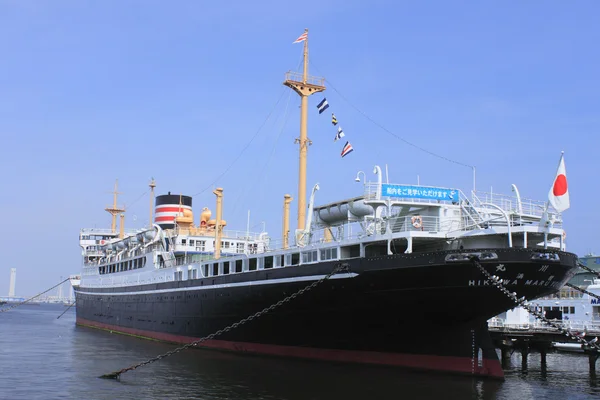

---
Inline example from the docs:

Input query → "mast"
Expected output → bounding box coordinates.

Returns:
[284,28,326,232]
[105,179,125,234]
[213,188,224,260]
[283,194,293,249]
[149,177,156,228]
[119,213,125,239]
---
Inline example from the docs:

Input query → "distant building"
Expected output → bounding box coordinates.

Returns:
[8,268,16,297]
[570,253,600,288]
[0,268,24,302]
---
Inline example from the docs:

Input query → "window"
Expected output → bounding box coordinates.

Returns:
[189,240,195,246]
[249,258,257,271]
[236,242,245,253]
[235,259,243,273]
[302,250,318,263]
[291,253,299,265]
[264,256,273,269]
[181,239,187,245]
[224,262,230,274]
[320,248,338,260]
[212,263,218,276]
[570,306,575,314]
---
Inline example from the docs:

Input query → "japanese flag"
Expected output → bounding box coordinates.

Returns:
[548,153,570,212]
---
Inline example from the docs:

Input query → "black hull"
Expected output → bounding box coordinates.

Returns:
[75,248,579,379]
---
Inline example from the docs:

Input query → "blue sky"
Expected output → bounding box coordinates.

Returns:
[1,1,598,296]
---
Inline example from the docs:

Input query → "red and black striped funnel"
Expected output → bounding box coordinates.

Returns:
[154,193,192,229]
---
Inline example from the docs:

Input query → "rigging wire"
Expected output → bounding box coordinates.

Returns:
[309,61,475,170]
[230,88,295,220]
[191,86,288,197]
[227,54,304,221]
[124,190,149,212]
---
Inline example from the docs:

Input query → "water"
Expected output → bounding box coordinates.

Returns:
[1,304,599,399]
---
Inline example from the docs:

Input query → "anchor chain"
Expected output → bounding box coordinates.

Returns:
[577,261,600,279]
[0,278,70,313]
[471,257,600,352]
[564,282,600,302]
[100,263,349,380]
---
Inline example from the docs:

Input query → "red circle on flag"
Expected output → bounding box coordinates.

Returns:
[553,174,568,196]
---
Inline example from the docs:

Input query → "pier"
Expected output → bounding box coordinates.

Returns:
[489,321,600,373]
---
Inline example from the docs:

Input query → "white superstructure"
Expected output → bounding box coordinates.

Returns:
[77,179,567,292]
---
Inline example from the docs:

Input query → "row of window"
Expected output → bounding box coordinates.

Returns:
[99,257,147,275]
[99,246,341,278]
[181,248,339,280]
[542,306,576,314]
[179,239,257,253]
[80,235,112,241]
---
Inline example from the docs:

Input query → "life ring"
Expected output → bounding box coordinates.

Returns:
[100,240,105,245]
[411,215,423,229]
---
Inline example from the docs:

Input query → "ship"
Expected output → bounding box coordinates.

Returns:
[490,273,600,338]
[73,29,579,380]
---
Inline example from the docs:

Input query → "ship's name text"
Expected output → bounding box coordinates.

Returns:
[468,279,559,288]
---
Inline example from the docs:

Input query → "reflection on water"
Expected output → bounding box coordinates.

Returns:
[1,304,598,400]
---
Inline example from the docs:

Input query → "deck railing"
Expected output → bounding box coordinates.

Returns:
[284,71,325,87]
[489,318,600,333]
[362,183,563,223]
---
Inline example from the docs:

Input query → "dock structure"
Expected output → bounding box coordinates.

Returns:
[489,323,600,373]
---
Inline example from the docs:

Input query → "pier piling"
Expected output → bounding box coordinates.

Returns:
[520,341,529,371]
[589,352,599,374]
[540,345,548,375]
[500,342,511,368]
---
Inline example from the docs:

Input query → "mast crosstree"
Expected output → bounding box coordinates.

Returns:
[105,179,125,234]
[283,28,326,233]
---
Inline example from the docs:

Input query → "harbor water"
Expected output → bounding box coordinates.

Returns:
[1,304,599,399]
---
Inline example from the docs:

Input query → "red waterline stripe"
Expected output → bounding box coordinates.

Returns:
[76,317,504,379]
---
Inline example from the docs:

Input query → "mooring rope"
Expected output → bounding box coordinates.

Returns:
[0,278,70,313]
[471,257,600,352]
[99,263,348,380]
[57,302,76,319]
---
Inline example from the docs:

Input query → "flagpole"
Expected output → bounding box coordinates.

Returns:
[544,151,566,249]
[543,200,549,249]
[302,30,308,84]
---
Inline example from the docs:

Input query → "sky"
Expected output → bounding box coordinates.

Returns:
[1,1,599,296]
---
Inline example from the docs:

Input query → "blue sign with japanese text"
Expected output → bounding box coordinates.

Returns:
[381,184,458,202]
